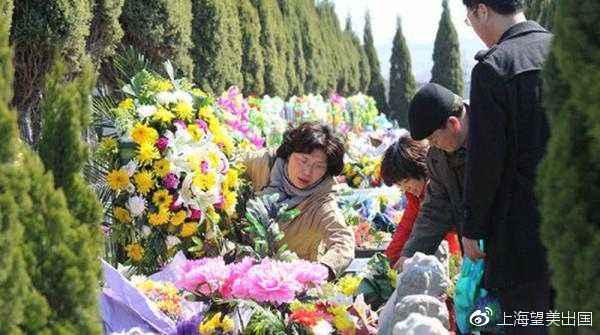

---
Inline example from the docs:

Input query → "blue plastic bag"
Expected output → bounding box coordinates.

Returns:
[454,241,502,334]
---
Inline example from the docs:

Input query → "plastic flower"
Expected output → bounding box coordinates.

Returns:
[137,142,160,164]
[152,106,175,123]
[131,123,159,145]
[192,172,217,191]
[327,305,355,332]
[180,222,198,238]
[114,206,132,223]
[187,123,204,141]
[291,309,328,327]
[198,313,234,335]
[337,275,362,297]
[125,243,144,262]
[153,189,173,209]
[287,260,329,288]
[154,159,171,177]
[134,171,155,195]
[127,196,146,217]
[174,101,194,121]
[176,257,231,295]
[148,211,170,226]
[170,211,186,226]
[231,259,301,305]
[107,169,130,191]
[137,105,157,119]
[156,136,169,151]
[163,173,180,190]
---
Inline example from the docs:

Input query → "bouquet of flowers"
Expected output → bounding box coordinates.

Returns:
[248,95,288,148]
[216,86,265,150]
[345,94,379,131]
[341,156,382,189]
[97,67,248,274]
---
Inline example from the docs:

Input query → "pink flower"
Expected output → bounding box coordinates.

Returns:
[232,259,301,305]
[170,196,182,211]
[189,208,202,220]
[174,120,187,130]
[200,161,209,174]
[286,260,328,288]
[163,173,179,190]
[214,194,225,209]
[176,257,230,296]
[156,137,169,151]
[195,119,208,131]
[220,257,254,299]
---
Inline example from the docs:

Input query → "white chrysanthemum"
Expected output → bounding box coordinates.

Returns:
[141,226,152,238]
[124,160,139,177]
[137,105,157,119]
[166,236,181,249]
[127,196,146,217]
[312,320,334,335]
[155,91,177,105]
[173,90,194,105]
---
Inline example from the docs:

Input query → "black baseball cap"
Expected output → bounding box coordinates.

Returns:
[408,83,462,140]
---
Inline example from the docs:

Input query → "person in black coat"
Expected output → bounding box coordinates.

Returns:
[461,0,553,333]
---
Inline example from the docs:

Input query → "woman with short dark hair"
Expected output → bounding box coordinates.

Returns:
[243,122,354,278]
[380,135,460,265]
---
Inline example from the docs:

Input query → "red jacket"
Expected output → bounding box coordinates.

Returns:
[385,190,461,264]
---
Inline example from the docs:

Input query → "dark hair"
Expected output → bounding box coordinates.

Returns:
[276,122,345,176]
[380,135,429,186]
[462,0,524,15]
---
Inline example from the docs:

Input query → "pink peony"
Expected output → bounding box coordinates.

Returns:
[175,257,230,296]
[220,257,255,299]
[286,260,329,288]
[232,259,301,305]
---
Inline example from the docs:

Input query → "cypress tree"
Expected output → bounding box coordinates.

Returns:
[297,0,327,94]
[388,17,416,127]
[431,0,464,96]
[11,0,93,145]
[525,0,555,30]
[238,0,265,96]
[87,0,125,77]
[1,4,102,333]
[354,32,371,94]
[252,0,288,97]
[537,0,600,332]
[363,12,389,113]
[191,0,243,94]
[279,0,306,96]
[343,16,361,95]
[120,0,194,78]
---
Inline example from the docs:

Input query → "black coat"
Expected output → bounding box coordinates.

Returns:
[463,21,553,290]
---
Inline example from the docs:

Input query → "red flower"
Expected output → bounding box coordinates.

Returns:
[290,309,328,327]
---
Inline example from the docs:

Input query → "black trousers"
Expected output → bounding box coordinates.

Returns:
[493,276,552,335]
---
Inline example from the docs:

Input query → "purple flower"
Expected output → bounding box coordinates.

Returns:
[163,173,180,190]
[195,119,208,131]
[189,208,202,220]
[156,137,169,151]
[174,120,186,129]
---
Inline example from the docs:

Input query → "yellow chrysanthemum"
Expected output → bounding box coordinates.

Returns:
[152,189,173,209]
[222,190,237,216]
[211,129,234,156]
[148,210,170,226]
[198,313,234,335]
[125,243,144,262]
[180,222,198,238]
[114,206,132,223]
[174,101,194,121]
[99,137,118,153]
[328,305,355,332]
[118,98,134,110]
[107,169,130,191]
[223,169,239,190]
[388,269,398,288]
[289,300,316,312]
[152,106,175,123]
[338,275,362,297]
[134,171,155,195]
[131,122,159,145]
[192,172,217,191]
[153,159,171,177]
[352,175,363,187]
[148,78,173,92]
[170,211,186,226]
[137,142,160,164]
[207,151,221,169]
[198,106,215,120]
[187,123,204,141]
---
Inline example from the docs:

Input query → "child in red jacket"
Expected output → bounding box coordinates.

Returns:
[380,135,460,265]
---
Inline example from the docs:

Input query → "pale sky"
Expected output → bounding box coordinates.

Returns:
[332,0,486,88]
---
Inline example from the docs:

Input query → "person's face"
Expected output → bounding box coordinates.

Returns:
[465,4,495,47]
[426,116,463,153]
[397,177,426,197]
[287,150,328,189]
